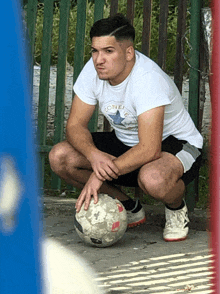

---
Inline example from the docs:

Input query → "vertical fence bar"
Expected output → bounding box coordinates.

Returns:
[26,0,38,62]
[127,0,135,24]
[188,0,201,125]
[88,0,105,133]
[141,0,152,57]
[38,0,54,185]
[94,0,104,21]
[73,0,87,84]
[127,0,144,200]
[103,0,118,132]
[51,0,71,189]
[110,0,118,16]
[174,0,187,94]
[157,0,169,70]
[186,0,202,212]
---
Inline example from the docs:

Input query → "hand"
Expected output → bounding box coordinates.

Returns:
[75,172,103,213]
[88,150,120,181]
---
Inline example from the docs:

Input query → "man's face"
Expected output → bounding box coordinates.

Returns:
[91,36,133,86]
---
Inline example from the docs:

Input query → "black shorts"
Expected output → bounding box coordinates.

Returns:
[92,131,202,187]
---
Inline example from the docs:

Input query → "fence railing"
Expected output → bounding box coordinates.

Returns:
[25,0,203,211]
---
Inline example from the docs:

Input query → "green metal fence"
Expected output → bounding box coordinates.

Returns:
[25,0,203,211]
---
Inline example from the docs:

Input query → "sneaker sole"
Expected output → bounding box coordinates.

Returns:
[163,236,188,242]
[127,216,146,228]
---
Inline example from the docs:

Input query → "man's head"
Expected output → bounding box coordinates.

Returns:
[90,13,135,42]
[90,14,136,85]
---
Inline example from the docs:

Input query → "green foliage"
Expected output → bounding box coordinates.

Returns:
[32,0,191,74]
[197,160,209,209]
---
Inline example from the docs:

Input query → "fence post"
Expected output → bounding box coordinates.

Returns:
[51,0,71,190]
[174,0,187,94]
[158,0,169,71]
[186,0,202,212]
[141,0,152,57]
[88,0,105,133]
[73,0,87,84]
[38,0,54,186]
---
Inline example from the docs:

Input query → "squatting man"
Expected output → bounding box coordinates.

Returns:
[49,14,203,242]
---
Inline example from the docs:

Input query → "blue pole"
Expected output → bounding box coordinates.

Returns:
[0,1,43,293]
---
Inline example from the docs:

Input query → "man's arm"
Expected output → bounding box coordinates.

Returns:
[66,95,119,181]
[113,105,165,175]
[66,95,97,157]
[75,104,165,212]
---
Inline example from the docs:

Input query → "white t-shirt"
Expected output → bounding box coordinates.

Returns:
[73,51,203,149]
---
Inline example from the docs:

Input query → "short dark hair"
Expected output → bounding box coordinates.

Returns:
[90,13,135,42]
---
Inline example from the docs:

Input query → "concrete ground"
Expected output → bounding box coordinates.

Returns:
[43,196,213,294]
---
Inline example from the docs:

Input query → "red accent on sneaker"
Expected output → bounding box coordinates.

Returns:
[127,216,146,228]
[163,236,188,242]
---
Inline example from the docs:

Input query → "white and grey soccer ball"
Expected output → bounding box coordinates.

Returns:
[74,194,127,247]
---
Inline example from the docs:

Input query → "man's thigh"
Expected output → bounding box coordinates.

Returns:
[92,132,202,188]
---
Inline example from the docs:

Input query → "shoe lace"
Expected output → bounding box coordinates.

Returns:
[166,209,188,229]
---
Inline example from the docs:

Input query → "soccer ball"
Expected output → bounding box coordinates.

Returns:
[74,194,127,247]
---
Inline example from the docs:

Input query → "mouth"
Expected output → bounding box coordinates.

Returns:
[96,66,105,71]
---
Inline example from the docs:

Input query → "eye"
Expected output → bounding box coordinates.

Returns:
[91,48,97,54]
[106,49,113,53]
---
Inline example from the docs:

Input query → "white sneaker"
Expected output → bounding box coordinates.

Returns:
[126,200,146,228]
[163,202,189,242]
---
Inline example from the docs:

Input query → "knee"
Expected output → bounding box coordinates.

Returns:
[138,169,167,201]
[49,142,70,173]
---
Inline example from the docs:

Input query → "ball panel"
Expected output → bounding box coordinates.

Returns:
[74,194,127,247]
[111,221,120,232]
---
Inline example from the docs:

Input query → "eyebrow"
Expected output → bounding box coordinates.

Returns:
[91,45,115,50]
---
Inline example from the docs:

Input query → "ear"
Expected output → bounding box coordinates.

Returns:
[126,45,135,62]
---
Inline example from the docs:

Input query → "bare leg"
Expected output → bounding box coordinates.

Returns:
[138,152,185,208]
[49,141,129,201]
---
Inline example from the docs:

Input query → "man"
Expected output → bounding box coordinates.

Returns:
[49,14,203,242]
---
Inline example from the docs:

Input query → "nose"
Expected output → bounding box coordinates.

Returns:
[96,52,105,64]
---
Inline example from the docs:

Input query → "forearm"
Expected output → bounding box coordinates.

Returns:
[113,143,161,175]
[66,124,119,181]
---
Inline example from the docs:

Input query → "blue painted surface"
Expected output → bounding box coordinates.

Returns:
[0,1,43,293]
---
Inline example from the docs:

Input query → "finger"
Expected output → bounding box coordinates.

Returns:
[84,193,92,211]
[93,191,98,204]
[93,166,109,181]
[95,170,106,181]
[97,162,118,179]
[106,167,119,179]
[75,193,86,213]
[99,165,119,180]
[108,161,120,176]
[99,169,114,181]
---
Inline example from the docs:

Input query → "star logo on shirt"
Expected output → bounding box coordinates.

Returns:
[109,110,125,126]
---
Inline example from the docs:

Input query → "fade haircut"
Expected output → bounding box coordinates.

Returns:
[90,13,135,42]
